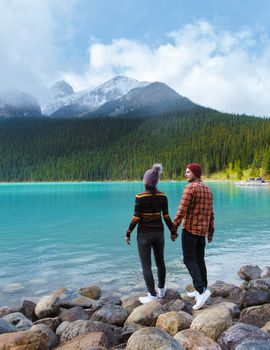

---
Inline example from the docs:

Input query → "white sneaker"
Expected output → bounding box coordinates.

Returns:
[192,289,211,310]
[157,286,167,299]
[139,293,158,304]
[187,290,198,298]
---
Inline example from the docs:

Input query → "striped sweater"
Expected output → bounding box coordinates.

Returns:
[127,190,173,234]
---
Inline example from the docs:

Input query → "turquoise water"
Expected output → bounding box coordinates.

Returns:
[1,181,270,306]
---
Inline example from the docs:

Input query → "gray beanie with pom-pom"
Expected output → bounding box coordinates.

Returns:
[143,163,163,187]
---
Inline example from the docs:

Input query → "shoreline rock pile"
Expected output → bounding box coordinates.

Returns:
[1,265,270,349]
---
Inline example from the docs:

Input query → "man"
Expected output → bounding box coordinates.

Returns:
[172,163,214,310]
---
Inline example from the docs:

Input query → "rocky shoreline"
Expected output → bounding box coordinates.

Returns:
[1,265,270,350]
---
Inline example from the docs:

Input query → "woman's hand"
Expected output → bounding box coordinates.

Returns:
[125,232,131,245]
[170,232,178,241]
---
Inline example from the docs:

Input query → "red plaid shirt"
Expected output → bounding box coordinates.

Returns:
[173,181,214,236]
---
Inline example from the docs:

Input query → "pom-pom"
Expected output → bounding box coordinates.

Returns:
[152,163,163,174]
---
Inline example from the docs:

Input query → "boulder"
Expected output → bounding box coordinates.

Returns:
[60,320,118,347]
[0,329,48,349]
[31,324,58,349]
[60,296,96,309]
[2,312,33,331]
[18,300,38,322]
[159,289,182,304]
[261,320,270,335]
[55,332,108,349]
[119,323,144,343]
[238,265,262,281]
[59,306,88,322]
[261,267,270,278]
[174,329,222,349]
[245,278,270,292]
[191,304,232,341]
[121,293,144,314]
[33,317,61,332]
[35,295,60,318]
[235,340,270,350]
[163,299,186,313]
[242,289,270,308]
[124,300,165,327]
[56,321,71,337]
[217,323,270,349]
[0,306,17,318]
[79,286,101,300]
[0,319,17,334]
[239,304,270,328]
[209,281,245,305]
[126,327,184,350]
[91,304,128,326]
[156,311,193,336]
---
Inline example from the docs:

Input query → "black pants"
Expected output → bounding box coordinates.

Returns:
[182,229,207,294]
[137,231,166,296]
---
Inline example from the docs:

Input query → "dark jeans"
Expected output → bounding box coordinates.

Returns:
[137,231,166,296]
[182,229,207,294]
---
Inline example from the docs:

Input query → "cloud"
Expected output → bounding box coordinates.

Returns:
[65,20,270,116]
[0,0,77,103]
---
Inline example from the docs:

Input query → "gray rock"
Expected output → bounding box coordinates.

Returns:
[35,294,60,318]
[120,323,144,343]
[31,324,58,349]
[0,319,17,334]
[210,281,246,306]
[245,278,270,292]
[59,306,88,322]
[164,299,186,313]
[79,285,101,300]
[261,267,270,278]
[121,293,144,314]
[33,317,60,332]
[126,327,184,350]
[91,304,128,326]
[159,289,182,304]
[243,289,270,308]
[238,265,262,281]
[217,323,270,350]
[56,321,71,337]
[235,340,270,350]
[125,300,165,327]
[239,304,270,328]
[97,295,122,307]
[2,312,33,331]
[18,300,37,322]
[60,320,118,347]
[0,306,17,318]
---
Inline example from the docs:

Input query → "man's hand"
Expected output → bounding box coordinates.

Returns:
[125,232,131,245]
[170,232,178,242]
[207,232,213,243]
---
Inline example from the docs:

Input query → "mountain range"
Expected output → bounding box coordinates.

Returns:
[0,76,202,118]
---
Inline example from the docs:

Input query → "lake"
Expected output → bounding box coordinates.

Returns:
[0,181,270,306]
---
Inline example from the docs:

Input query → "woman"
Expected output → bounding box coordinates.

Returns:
[125,164,177,304]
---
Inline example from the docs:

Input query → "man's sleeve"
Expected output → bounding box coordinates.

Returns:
[127,196,141,234]
[208,205,214,235]
[173,185,193,226]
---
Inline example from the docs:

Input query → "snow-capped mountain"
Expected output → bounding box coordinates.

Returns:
[0,90,41,118]
[42,76,149,117]
[49,81,74,99]
[93,82,201,117]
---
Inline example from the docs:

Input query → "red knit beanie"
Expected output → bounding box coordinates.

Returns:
[187,163,202,178]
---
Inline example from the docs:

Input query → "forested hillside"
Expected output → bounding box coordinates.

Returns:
[0,109,270,181]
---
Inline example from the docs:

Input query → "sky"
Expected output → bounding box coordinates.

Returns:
[1,0,270,116]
